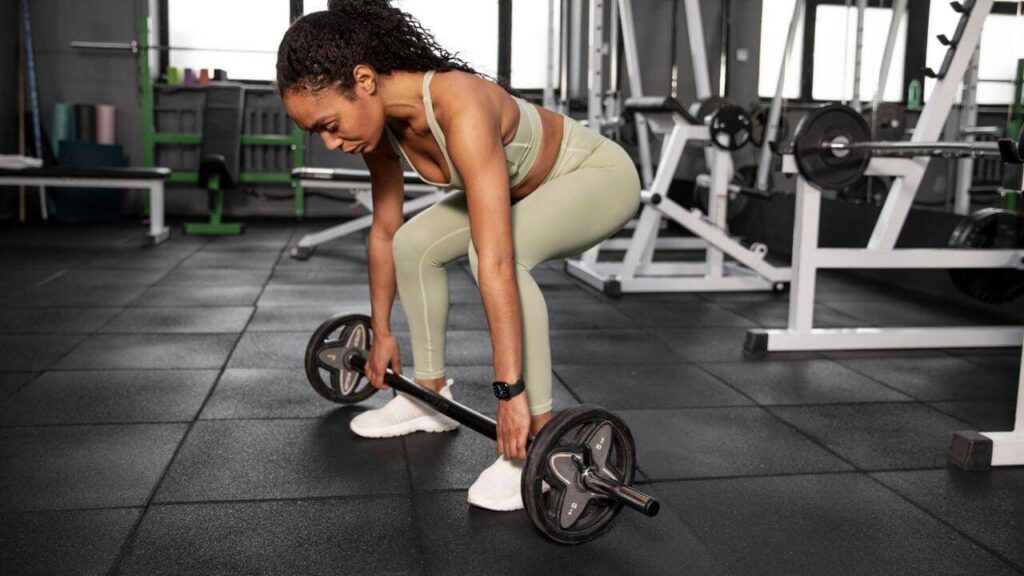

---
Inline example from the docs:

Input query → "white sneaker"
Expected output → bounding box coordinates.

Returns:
[467,455,528,511]
[467,456,551,512]
[349,378,459,438]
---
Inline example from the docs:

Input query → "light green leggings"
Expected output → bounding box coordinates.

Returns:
[391,117,641,415]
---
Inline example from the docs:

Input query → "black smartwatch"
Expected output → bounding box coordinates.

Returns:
[492,376,526,400]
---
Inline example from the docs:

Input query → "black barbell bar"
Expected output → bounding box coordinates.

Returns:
[821,139,1002,159]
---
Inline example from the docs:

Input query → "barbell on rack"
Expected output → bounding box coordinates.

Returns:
[792,104,1004,190]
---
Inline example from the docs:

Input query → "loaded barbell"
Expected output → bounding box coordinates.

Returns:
[792,103,1003,190]
[305,313,660,545]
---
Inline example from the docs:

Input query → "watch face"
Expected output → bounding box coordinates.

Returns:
[493,382,510,399]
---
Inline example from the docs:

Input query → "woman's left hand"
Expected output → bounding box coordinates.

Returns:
[496,394,531,460]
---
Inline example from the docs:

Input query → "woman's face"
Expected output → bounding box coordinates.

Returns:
[283,78,384,155]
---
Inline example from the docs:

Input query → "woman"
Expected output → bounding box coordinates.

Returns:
[277,0,640,512]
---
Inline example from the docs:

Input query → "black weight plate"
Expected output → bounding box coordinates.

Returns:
[695,96,730,125]
[749,102,790,148]
[792,103,872,190]
[523,405,636,545]
[871,102,906,141]
[697,164,757,220]
[304,313,379,404]
[709,105,753,151]
[948,208,1024,304]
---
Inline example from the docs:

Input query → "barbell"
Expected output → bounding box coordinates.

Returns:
[792,104,1003,190]
[305,313,660,545]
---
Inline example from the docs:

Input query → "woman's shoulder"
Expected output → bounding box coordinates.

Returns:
[430,70,508,124]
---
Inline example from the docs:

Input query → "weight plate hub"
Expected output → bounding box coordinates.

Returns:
[709,105,753,151]
[793,103,872,190]
[948,208,1024,304]
[304,313,379,404]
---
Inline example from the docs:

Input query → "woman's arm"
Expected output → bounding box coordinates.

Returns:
[443,83,523,387]
[364,142,407,337]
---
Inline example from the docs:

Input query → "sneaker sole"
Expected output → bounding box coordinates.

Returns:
[350,415,458,439]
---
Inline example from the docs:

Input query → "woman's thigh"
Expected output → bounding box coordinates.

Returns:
[393,190,472,266]
[500,140,641,269]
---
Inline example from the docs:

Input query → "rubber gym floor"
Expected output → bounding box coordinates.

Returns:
[1,222,1022,576]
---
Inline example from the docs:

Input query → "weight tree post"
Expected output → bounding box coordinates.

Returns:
[870,0,907,117]
[868,0,993,250]
[756,0,804,193]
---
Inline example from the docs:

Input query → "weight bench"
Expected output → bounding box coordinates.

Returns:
[289,167,448,259]
[564,96,790,295]
[0,166,172,244]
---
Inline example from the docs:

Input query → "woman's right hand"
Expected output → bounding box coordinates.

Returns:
[365,332,401,390]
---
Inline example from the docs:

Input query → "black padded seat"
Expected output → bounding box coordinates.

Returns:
[291,167,423,185]
[623,96,699,125]
[0,167,172,180]
[198,84,245,190]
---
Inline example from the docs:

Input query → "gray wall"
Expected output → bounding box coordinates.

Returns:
[3,0,1004,222]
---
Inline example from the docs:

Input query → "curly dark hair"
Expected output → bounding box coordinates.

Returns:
[276,0,511,98]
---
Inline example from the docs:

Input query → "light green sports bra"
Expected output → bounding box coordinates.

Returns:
[383,70,543,190]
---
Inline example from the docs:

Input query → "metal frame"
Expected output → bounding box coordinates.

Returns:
[953,342,1024,468]
[0,175,169,244]
[746,150,1023,353]
[566,106,792,295]
[564,0,790,295]
[289,176,448,259]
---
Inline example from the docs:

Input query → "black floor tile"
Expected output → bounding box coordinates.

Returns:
[404,427,495,491]
[0,423,187,511]
[608,297,760,328]
[0,508,141,576]
[177,251,281,270]
[155,268,271,287]
[132,285,262,307]
[0,307,122,334]
[415,490,729,576]
[101,306,253,334]
[56,334,237,370]
[257,284,370,307]
[699,359,913,405]
[555,363,751,409]
[267,264,370,285]
[228,332,306,368]
[619,407,851,480]
[115,497,421,576]
[153,417,409,503]
[0,372,37,401]
[0,370,218,425]
[550,329,686,364]
[834,356,1019,401]
[873,469,1024,571]
[927,400,1018,431]
[43,268,168,287]
[4,284,148,307]
[652,327,820,362]
[544,299,642,330]
[247,304,385,331]
[712,300,865,328]
[0,334,86,371]
[200,368,391,419]
[827,298,1019,328]
[656,473,1020,576]
[770,403,972,470]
